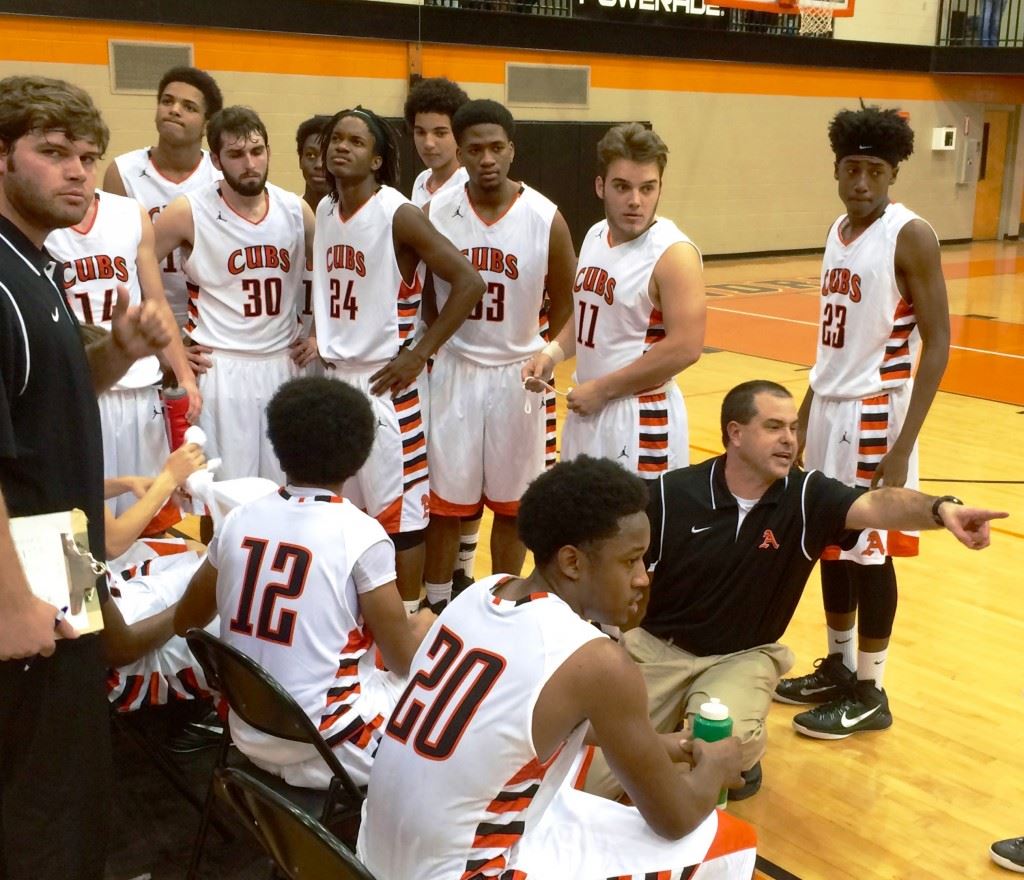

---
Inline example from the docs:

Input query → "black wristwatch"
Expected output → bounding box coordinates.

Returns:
[931,495,963,526]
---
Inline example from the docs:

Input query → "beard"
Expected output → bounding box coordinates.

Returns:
[222,167,268,198]
[3,155,90,231]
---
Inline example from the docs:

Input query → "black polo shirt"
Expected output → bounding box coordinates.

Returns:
[642,454,865,656]
[0,214,107,575]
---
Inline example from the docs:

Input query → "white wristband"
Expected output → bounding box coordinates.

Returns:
[542,340,566,365]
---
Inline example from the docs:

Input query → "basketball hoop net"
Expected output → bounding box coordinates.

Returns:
[797,0,835,35]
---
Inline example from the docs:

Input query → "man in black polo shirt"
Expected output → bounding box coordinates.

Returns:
[0,76,170,880]
[582,379,1005,801]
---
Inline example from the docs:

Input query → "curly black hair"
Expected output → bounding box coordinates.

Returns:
[157,67,223,120]
[296,114,332,155]
[452,99,515,145]
[266,377,376,485]
[829,106,914,167]
[322,106,400,192]
[517,456,649,566]
[403,77,469,130]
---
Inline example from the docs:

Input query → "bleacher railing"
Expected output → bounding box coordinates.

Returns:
[937,0,1023,46]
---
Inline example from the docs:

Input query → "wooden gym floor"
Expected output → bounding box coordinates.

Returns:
[478,239,1024,880]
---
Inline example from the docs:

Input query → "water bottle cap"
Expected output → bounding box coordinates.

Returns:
[699,697,730,721]
[163,386,189,399]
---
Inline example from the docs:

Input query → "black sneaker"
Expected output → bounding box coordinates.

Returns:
[164,710,225,754]
[729,761,762,801]
[452,572,475,598]
[418,597,448,615]
[991,837,1024,873]
[773,653,855,705]
[791,680,892,740]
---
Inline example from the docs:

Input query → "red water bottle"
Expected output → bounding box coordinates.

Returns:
[142,386,189,537]
[162,386,190,450]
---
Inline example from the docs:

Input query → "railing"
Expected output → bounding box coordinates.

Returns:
[937,0,1023,46]
[725,9,806,35]
[425,0,572,16]
[422,1,834,35]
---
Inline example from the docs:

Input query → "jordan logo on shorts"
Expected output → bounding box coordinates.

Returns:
[617,444,629,460]
[840,431,851,444]
[758,529,780,550]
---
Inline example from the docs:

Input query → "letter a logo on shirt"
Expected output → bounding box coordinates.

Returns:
[758,529,780,550]
[862,530,886,557]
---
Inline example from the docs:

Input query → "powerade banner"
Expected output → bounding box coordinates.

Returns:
[574,0,728,25]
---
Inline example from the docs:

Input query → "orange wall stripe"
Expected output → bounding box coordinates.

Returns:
[4,13,1024,103]
[0,15,406,78]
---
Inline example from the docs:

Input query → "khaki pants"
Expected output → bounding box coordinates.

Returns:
[584,627,794,799]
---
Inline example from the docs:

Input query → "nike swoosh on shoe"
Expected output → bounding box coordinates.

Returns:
[840,704,881,728]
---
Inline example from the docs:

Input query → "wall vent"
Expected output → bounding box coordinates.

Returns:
[506,64,589,109]
[109,41,194,95]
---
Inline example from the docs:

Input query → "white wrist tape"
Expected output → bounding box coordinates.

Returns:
[542,340,566,365]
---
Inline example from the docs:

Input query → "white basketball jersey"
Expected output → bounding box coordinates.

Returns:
[312,186,420,368]
[114,148,221,325]
[411,165,469,208]
[210,487,394,769]
[182,182,305,352]
[45,191,162,390]
[298,255,316,336]
[810,203,928,400]
[430,183,555,366]
[573,218,698,386]
[359,576,605,880]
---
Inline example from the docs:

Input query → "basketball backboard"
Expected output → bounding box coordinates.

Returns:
[711,0,854,16]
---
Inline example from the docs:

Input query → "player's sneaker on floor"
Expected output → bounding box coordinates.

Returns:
[419,597,448,615]
[452,571,475,598]
[165,710,224,754]
[991,837,1024,872]
[773,652,855,705]
[791,680,892,740]
[729,761,762,801]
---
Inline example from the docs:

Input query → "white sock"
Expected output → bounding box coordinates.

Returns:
[858,648,887,690]
[425,580,453,606]
[455,527,480,578]
[402,599,420,617]
[828,626,856,672]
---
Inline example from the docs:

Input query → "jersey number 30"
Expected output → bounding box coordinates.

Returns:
[229,538,311,645]
[386,627,505,761]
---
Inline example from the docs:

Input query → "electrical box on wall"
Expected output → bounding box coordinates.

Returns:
[932,127,957,151]
[958,137,981,185]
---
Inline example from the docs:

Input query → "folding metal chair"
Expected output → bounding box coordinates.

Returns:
[184,629,365,879]
[215,767,378,880]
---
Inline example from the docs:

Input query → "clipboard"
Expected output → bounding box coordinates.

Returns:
[8,508,105,634]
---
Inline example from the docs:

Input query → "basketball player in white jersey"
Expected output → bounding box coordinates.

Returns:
[46,190,200,514]
[405,77,485,596]
[175,377,432,787]
[775,107,951,740]
[523,123,706,479]
[295,115,332,367]
[405,77,469,209]
[311,106,485,613]
[421,100,576,611]
[359,456,757,879]
[153,106,317,484]
[103,66,224,327]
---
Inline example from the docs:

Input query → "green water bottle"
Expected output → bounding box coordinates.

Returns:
[692,697,733,809]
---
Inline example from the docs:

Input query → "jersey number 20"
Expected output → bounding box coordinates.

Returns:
[386,626,505,760]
